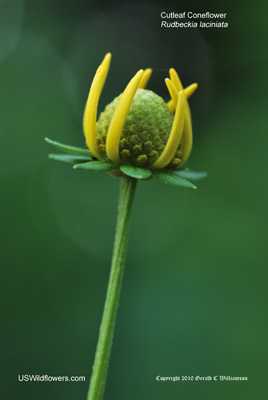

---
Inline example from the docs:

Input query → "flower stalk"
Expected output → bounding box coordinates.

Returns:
[45,52,207,400]
[87,175,137,400]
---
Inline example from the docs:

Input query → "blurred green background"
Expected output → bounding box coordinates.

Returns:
[1,0,267,399]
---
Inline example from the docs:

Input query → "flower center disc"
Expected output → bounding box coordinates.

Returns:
[96,89,174,167]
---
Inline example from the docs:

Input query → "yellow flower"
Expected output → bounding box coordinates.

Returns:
[83,53,198,170]
[46,53,206,186]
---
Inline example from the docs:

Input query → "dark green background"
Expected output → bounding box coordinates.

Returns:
[1,0,267,399]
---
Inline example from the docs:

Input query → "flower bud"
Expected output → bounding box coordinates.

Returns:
[83,53,198,170]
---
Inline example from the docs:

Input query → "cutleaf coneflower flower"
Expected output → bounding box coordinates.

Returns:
[45,52,207,400]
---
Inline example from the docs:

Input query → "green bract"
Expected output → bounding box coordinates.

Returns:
[45,138,207,188]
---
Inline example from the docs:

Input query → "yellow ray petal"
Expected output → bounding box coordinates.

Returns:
[106,69,144,163]
[83,53,111,159]
[138,68,153,89]
[167,82,198,112]
[165,68,195,164]
[167,69,182,112]
[165,78,178,109]
[152,90,186,169]
[169,68,183,92]
[167,99,175,112]
[183,83,197,122]
[184,83,198,99]
[180,109,193,166]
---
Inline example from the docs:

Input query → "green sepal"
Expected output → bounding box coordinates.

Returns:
[73,161,117,172]
[175,169,207,181]
[152,171,197,189]
[120,165,152,180]
[45,137,93,157]
[48,153,92,164]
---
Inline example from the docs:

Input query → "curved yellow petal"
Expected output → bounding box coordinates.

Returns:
[165,78,178,109]
[183,83,197,123]
[83,53,111,159]
[167,81,198,112]
[106,69,144,163]
[167,99,175,112]
[169,68,183,92]
[167,70,194,163]
[138,68,153,89]
[180,109,193,166]
[184,83,198,99]
[152,90,185,169]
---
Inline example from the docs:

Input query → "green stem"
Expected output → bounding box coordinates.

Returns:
[87,175,137,400]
